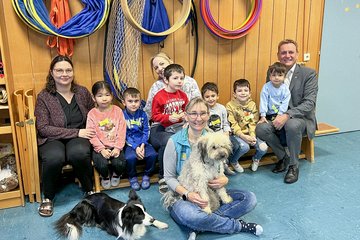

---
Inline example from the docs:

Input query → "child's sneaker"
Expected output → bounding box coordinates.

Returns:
[224,163,236,175]
[141,175,151,190]
[231,162,244,173]
[129,177,140,191]
[251,159,260,172]
[111,173,121,187]
[101,178,111,189]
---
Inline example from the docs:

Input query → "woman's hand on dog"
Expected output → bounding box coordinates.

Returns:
[188,192,208,209]
[208,176,229,189]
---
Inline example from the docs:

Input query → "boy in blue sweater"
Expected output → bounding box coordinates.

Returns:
[123,88,157,190]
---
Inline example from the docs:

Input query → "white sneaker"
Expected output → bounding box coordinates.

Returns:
[231,162,244,173]
[111,174,120,187]
[251,159,260,172]
[101,178,111,189]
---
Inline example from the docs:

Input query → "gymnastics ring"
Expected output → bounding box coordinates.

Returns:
[121,0,191,36]
[200,0,262,39]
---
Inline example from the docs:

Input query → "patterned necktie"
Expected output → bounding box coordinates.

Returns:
[284,70,292,87]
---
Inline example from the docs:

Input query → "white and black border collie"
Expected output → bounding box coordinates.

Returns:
[55,190,168,240]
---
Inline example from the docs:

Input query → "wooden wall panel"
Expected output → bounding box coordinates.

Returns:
[0,0,325,108]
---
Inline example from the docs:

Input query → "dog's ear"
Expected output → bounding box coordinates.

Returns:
[129,189,140,201]
[197,137,207,163]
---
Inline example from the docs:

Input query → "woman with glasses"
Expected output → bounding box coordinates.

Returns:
[35,55,95,217]
[163,97,263,237]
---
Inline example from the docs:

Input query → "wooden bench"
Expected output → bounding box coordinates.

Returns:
[238,122,340,168]
[93,161,159,192]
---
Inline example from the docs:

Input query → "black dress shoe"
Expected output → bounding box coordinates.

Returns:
[284,165,299,184]
[272,160,286,173]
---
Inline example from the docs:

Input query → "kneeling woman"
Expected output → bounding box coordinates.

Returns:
[163,97,263,237]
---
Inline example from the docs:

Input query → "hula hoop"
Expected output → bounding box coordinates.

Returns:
[12,0,110,39]
[200,0,262,39]
[120,0,192,36]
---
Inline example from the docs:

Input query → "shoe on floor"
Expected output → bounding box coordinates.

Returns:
[224,163,236,175]
[231,162,244,173]
[129,177,141,191]
[251,159,260,172]
[284,165,299,184]
[158,178,168,194]
[101,178,111,189]
[141,175,151,190]
[38,198,53,217]
[111,174,120,187]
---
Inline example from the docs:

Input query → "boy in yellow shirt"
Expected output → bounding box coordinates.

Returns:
[226,79,268,171]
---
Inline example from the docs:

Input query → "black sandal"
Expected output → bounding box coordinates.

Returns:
[38,198,53,217]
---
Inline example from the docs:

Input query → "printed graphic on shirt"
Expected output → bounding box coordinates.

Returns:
[242,108,254,121]
[163,98,185,115]
[208,114,222,132]
[99,118,115,140]
[125,117,143,130]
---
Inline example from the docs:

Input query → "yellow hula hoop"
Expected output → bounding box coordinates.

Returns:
[120,0,192,36]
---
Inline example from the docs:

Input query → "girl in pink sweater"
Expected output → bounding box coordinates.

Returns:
[86,81,126,189]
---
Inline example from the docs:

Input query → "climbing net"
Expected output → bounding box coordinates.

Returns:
[104,0,145,101]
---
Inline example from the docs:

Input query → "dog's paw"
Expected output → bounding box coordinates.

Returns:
[202,206,212,214]
[222,195,233,204]
[152,220,169,229]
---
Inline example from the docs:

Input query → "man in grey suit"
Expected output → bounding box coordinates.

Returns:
[256,39,318,184]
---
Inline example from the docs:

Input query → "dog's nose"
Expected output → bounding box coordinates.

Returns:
[219,153,226,158]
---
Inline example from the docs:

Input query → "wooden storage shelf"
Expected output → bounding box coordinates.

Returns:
[0,9,25,209]
[0,125,11,134]
[0,104,9,110]
[0,189,23,209]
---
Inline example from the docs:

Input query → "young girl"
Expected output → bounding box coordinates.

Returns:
[86,81,127,189]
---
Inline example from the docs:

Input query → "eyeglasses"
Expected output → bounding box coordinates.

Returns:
[186,111,209,120]
[53,68,73,75]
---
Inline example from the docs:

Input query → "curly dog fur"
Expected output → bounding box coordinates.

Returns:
[163,132,233,214]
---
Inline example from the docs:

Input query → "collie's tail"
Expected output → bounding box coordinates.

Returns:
[54,199,95,240]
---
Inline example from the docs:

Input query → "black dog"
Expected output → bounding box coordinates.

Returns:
[55,190,168,240]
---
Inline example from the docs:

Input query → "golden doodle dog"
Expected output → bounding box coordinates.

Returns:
[163,132,233,214]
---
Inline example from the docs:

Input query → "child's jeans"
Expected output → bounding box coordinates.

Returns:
[228,135,242,164]
[92,150,126,178]
[125,144,157,178]
[233,136,268,160]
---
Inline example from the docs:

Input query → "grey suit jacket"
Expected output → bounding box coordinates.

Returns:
[267,64,318,139]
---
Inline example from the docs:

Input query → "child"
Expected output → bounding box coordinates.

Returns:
[201,82,243,175]
[226,79,268,172]
[86,81,127,189]
[122,87,157,191]
[150,63,189,194]
[258,62,291,146]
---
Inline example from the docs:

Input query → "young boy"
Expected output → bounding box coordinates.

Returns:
[122,87,158,191]
[226,79,268,172]
[258,62,291,146]
[150,63,189,194]
[201,82,243,175]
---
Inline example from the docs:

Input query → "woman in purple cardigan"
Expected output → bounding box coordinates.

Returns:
[35,56,95,217]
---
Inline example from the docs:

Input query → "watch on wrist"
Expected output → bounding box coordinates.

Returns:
[182,191,189,201]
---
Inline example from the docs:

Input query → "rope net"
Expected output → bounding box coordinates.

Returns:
[105,0,145,101]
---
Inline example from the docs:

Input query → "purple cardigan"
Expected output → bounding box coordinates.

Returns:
[34,85,95,146]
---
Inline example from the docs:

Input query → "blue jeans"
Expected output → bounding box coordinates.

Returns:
[234,136,268,160]
[228,135,242,164]
[124,144,157,178]
[169,189,257,233]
